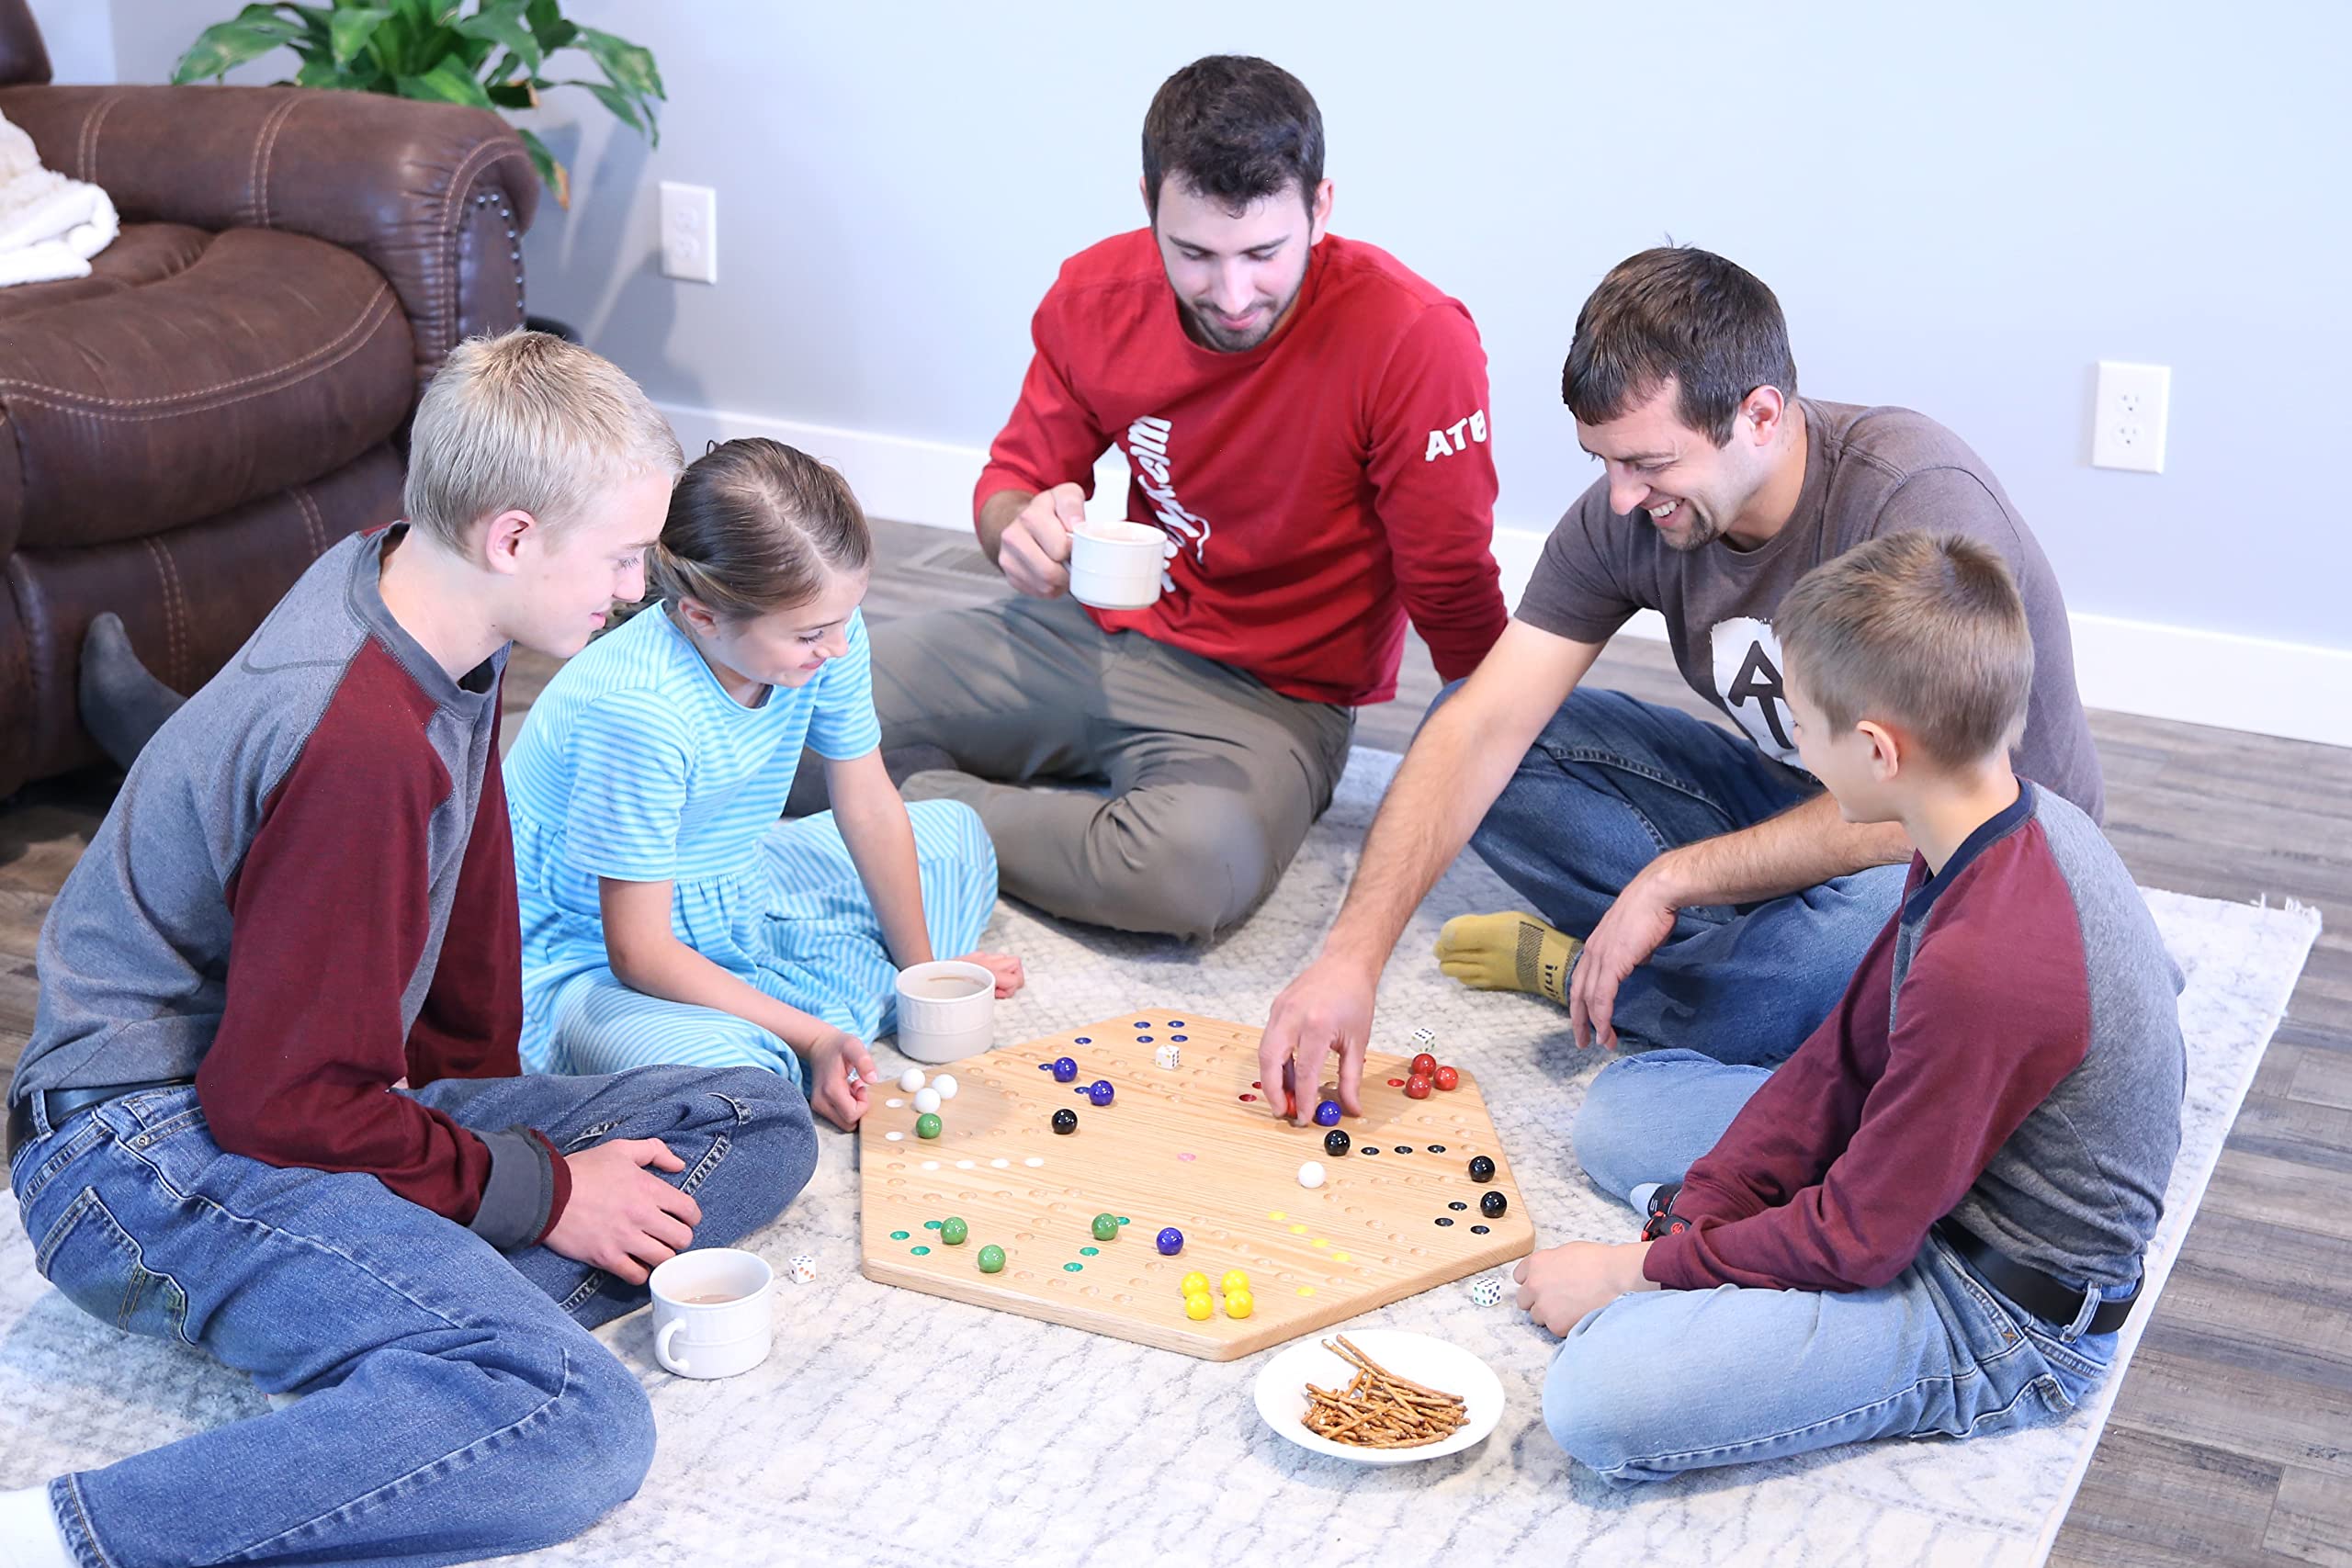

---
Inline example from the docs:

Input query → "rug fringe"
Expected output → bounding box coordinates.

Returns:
[2252,893,2326,932]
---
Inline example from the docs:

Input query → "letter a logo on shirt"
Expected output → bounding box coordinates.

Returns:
[1709,616,1802,765]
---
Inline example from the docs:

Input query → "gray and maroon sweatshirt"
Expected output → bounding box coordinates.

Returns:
[1644,782,2186,1297]
[12,527,570,1248]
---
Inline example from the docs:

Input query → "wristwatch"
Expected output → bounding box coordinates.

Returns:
[1639,1181,1690,1242]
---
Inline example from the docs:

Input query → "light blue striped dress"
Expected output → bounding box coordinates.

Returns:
[503,605,998,1085]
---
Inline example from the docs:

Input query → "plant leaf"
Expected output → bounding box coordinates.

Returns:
[455,0,542,73]
[172,17,306,83]
[485,79,537,109]
[524,0,575,51]
[395,59,494,109]
[572,26,662,101]
[549,77,654,144]
[566,79,645,137]
[517,126,569,209]
[326,5,390,66]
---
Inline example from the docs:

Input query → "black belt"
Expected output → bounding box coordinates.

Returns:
[6,1078,196,1164]
[1935,1217,2140,1337]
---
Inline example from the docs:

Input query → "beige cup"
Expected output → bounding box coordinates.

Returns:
[1069,521,1167,610]
[649,1247,773,1380]
[895,958,996,1063]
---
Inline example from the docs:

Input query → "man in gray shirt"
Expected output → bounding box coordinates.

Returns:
[1259,246,2103,1112]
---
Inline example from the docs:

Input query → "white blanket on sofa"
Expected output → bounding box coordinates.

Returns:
[0,108,118,288]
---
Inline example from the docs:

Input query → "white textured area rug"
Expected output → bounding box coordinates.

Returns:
[0,751,2322,1567]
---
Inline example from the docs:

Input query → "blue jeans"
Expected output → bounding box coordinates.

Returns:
[8,1065,817,1567]
[1548,1050,2120,1483]
[1462,685,1906,1066]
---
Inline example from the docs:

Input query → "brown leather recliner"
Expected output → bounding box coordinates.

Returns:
[0,0,538,795]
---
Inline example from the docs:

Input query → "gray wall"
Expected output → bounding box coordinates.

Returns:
[106,1,2352,651]
[27,0,113,83]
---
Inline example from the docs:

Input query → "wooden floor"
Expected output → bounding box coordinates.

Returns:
[5,514,2348,1563]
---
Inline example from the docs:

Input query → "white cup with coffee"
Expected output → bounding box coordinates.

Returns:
[1069,521,1167,610]
[894,958,996,1063]
[649,1247,773,1380]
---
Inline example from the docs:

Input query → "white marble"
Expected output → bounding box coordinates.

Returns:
[0,751,2318,1567]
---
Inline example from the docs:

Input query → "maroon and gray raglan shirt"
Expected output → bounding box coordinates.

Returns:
[1644,783,2186,1296]
[12,527,571,1247]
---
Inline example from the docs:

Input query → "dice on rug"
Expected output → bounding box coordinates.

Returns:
[786,1255,818,1284]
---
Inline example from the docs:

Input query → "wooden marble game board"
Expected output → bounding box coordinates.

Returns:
[858,1010,1535,1359]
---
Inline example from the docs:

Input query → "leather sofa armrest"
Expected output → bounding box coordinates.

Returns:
[0,83,541,389]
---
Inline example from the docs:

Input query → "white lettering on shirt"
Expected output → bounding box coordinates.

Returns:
[1122,415,1203,592]
[1423,408,1489,462]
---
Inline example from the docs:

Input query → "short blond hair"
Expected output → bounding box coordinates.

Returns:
[403,331,681,548]
[1775,531,2034,767]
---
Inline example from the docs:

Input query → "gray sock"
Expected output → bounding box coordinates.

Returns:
[79,613,186,771]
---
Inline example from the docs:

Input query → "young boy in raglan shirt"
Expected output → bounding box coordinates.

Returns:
[1515,530,2184,1482]
[2,333,817,1567]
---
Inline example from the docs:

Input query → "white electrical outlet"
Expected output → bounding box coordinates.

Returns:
[659,182,718,285]
[2090,361,2169,474]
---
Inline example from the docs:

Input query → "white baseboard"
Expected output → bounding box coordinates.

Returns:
[657,401,2352,749]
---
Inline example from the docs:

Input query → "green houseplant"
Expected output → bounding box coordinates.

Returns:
[173,0,662,209]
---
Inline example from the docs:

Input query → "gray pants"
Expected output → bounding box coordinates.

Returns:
[830,595,1353,941]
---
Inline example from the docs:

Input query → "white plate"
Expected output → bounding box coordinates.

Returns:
[1253,1328,1505,1465]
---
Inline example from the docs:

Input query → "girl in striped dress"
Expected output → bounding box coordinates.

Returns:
[504,439,1023,1129]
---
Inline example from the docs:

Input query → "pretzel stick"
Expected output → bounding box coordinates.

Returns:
[1299,1337,1469,1449]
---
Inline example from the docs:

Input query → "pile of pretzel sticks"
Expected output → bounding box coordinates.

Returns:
[1299,1335,1468,1449]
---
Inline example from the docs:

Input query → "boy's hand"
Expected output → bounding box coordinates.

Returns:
[956,951,1027,998]
[808,1028,877,1130]
[1512,1240,1657,1336]
[544,1138,702,1286]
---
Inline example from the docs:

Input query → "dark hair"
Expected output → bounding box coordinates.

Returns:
[1562,247,1798,446]
[647,438,871,618]
[1776,532,2035,766]
[1141,55,1323,216]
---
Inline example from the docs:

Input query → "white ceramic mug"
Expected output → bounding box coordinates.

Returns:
[1069,521,1167,610]
[649,1248,774,1380]
[895,958,996,1063]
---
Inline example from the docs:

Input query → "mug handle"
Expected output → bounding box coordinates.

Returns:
[657,1316,688,1375]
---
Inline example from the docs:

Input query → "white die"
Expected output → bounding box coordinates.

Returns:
[786,1254,818,1284]
[1153,1043,1182,1070]
[1409,1026,1438,1051]
[1468,1277,1503,1307]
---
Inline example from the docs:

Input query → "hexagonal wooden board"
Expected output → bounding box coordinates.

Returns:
[858,1010,1534,1359]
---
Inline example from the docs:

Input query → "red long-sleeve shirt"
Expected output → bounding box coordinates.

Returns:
[978,230,1508,705]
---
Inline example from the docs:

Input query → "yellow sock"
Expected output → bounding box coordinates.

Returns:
[1434,910,1579,1005]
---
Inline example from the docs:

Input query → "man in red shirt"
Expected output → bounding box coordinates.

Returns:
[844,55,1508,940]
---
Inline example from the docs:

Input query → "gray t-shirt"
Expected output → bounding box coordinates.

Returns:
[1517,398,2104,820]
